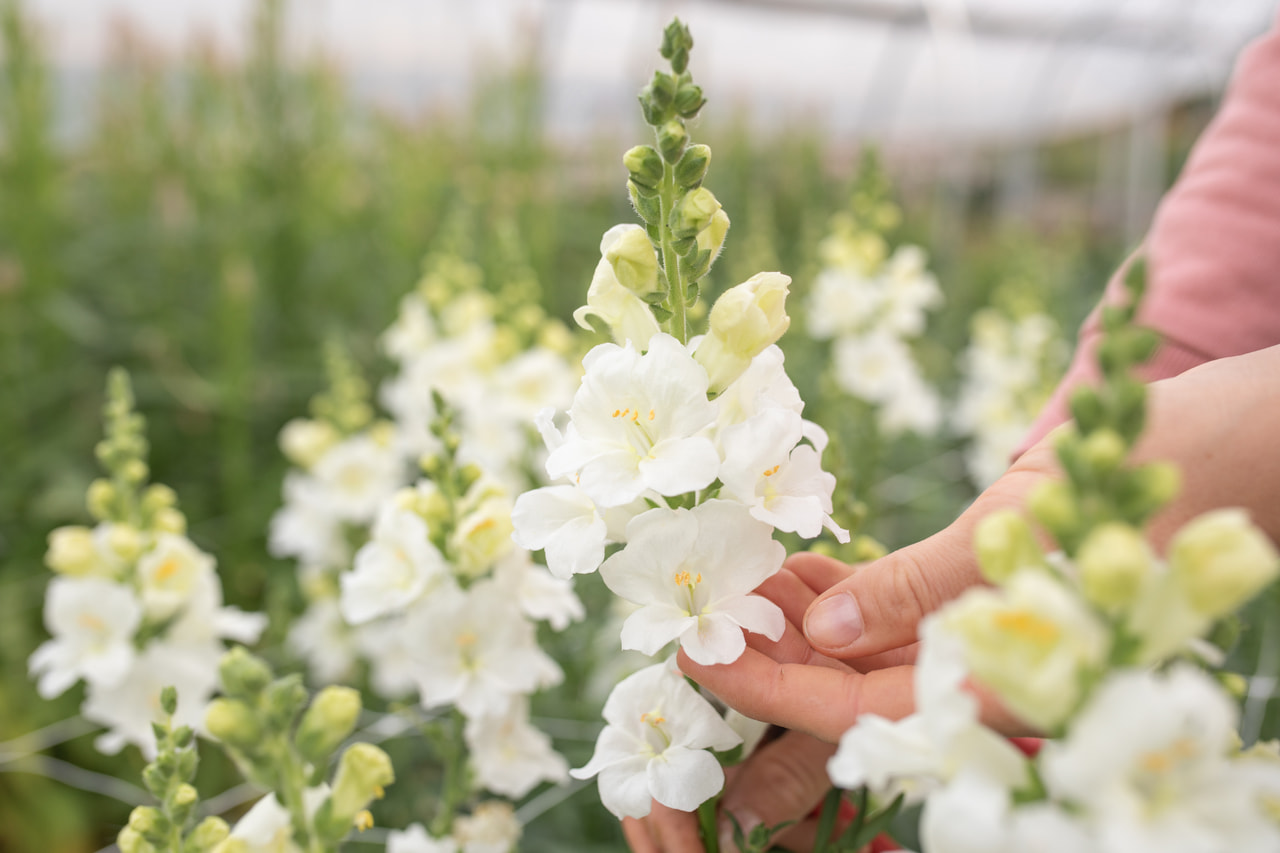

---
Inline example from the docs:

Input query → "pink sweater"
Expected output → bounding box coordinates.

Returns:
[1016,11,1280,456]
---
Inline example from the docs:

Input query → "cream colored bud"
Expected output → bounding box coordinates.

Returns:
[122,459,149,485]
[107,524,146,562]
[295,685,362,764]
[141,483,178,513]
[695,208,731,264]
[187,816,231,852]
[1170,508,1279,619]
[117,827,158,853]
[330,743,395,822]
[450,498,515,578]
[604,226,661,299]
[369,420,397,448]
[675,187,721,237]
[127,806,165,838]
[279,418,340,469]
[1028,480,1080,541]
[45,526,97,575]
[87,478,117,520]
[204,698,262,750]
[152,507,187,535]
[1077,522,1152,610]
[1080,428,1127,474]
[973,510,1043,585]
[693,272,791,395]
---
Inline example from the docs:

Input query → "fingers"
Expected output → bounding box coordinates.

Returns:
[622,817,659,853]
[624,801,706,853]
[802,460,1057,659]
[680,646,915,742]
[718,730,836,852]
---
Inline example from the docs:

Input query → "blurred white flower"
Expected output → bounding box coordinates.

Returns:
[465,697,569,798]
[599,501,785,666]
[493,552,584,631]
[1041,665,1280,853]
[387,823,457,853]
[225,792,300,853]
[287,597,359,685]
[382,292,438,362]
[453,801,522,853]
[828,618,1025,803]
[310,434,404,524]
[29,576,142,698]
[353,613,420,699]
[340,505,450,624]
[571,659,741,819]
[546,334,720,507]
[268,472,349,569]
[135,533,216,621]
[920,772,1093,853]
[712,345,805,431]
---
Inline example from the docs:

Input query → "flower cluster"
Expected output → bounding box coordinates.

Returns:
[953,306,1067,487]
[805,155,942,437]
[29,369,266,755]
[827,263,1280,852]
[512,20,848,821]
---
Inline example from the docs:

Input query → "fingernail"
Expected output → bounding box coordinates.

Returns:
[718,809,760,853]
[805,592,864,649]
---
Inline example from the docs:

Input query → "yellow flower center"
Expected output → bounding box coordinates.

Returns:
[154,557,184,583]
[992,609,1060,646]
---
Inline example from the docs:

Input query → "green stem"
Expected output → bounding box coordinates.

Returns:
[275,740,325,853]
[696,795,720,853]
[657,163,687,344]
[428,712,469,838]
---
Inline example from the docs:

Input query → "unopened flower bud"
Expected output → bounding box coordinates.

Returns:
[160,686,178,717]
[605,226,661,300]
[623,145,664,191]
[1080,428,1127,476]
[674,83,706,118]
[141,483,178,514]
[279,418,340,469]
[87,478,117,520]
[639,71,676,125]
[693,272,791,395]
[1068,385,1105,433]
[128,806,165,838]
[217,647,273,699]
[170,783,199,824]
[674,144,710,189]
[264,675,310,731]
[973,509,1043,585]
[672,187,720,237]
[1028,480,1081,544]
[295,686,362,764]
[122,458,149,485]
[152,507,187,535]
[107,524,145,562]
[45,526,97,575]
[1170,508,1279,619]
[628,180,662,224]
[117,827,158,853]
[1124,461,1181,517]
[1077,522,1152,610]
[330,743,395,823]
[660,19,694,74]
[657,119,688,164]
[187,816,230,853]
[205,698,262,750]
[695,208,731,267]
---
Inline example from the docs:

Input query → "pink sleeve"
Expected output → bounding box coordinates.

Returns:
[1015,11,1280,457]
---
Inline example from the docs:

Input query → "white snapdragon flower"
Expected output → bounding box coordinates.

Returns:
[880,244,942,337]
[164,566,266,651]
[353,613,420,699]
[225,792,301,853]
[489,347,579,424]
[599,501,785,666]
[805,268,882,340]
[29,576,143,698]
[408,581,561,718]
[1040,665,1280,853]
[493,552,585,631]
[135,533,216,620]
[83,643,219,756]
[712,345,805,430]
[545,334,720,507]
[453,801,522,853]
[940,569,1110,731]
[828,619,1026,803]
[718,407,848,542]
[920,772,1093,853]
[388,823,457,853]
[310,434,405,524]
[340,505,450,625]
[268,472,349,569]
[571,659,742,819]
[382,292,438,362]
[465,697,569,798]
[287,598,359,685]
[511,484,610,578]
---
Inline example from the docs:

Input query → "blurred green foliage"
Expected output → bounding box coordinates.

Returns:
[3,0,1270,850]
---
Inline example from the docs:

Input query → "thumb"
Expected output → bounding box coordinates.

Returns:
[718,730,836,853]
[803,441,1060,659]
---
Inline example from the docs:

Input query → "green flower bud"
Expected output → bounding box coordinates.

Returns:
[141,483,178,514]
[87,478,117,520]
[160,686,178,717]
[628,180,663,224]
[604,226,661,300]
[623,145,664,191]
[693,272,791,395]
[45,526,97,575]
[330,743,395,824]
[217,647,273,699]
[169,783,199,825]
[674,144,710,189]
[123,458,149,485]
[117,826,158,853]
[204,698,262,750]
[128,807,169,844]
[264,674,310,732]
[1218,671,1249,700]
[674,83,706,118]
[1077,522,1152,610]
[973,509,1043,585]
[657,119,688,164]
[660,19,694,73]
[152,507,187,535]
[672,187,721,238]
[1170,508,1279,619]
[1080,428,1127,476]
[1028,480,1081,545]
[187,816,231,853]
[295,685,362,765]
[1068,385,1105,434]
[695,208,731,268]
[1123,461,1181,517]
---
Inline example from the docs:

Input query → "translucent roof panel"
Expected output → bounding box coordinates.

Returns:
[35,0,1279,145]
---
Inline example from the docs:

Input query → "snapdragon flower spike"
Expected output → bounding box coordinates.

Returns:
[339,504,450,625]
[571,659,742,819]
[29,577,142,698]
[599,500,785,665]
[545,334,720,507]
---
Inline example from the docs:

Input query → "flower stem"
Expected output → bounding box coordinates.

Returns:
[658,163,688,344]
[697,794,720,853]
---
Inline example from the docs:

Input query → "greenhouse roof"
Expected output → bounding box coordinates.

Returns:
[36,0,1279,145]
